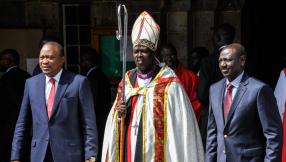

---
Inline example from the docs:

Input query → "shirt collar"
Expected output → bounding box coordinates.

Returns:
[226,71,244,88]
[45,68,63,84]
[219,45,228,51]
[137,65,156,80]
[86,66,97,77]
[6,66,19,72]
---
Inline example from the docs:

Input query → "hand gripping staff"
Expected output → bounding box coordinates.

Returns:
[116,3,128,162]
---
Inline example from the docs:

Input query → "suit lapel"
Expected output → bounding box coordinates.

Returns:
[225,74,249,126]
[218,79,226,126]
[37,73,49,122]
[49,70,71,120]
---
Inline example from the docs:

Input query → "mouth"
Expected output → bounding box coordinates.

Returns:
[42,66,51,70]
[221,69,229,73]
[137,59,144,64]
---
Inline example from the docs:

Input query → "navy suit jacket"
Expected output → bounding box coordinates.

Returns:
[11,69,98,162]
[206,73,283,162]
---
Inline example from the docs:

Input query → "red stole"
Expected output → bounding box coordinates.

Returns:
[282,69,286,162]
[127,78,139,162]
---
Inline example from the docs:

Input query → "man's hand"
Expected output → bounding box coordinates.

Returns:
[117,101,127,117]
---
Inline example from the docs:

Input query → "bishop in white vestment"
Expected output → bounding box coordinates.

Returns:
[101,11,204,162]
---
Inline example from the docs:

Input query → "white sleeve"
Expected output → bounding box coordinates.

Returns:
[274,70,286,121]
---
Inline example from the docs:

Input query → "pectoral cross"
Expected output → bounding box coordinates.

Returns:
[132,122,139,135]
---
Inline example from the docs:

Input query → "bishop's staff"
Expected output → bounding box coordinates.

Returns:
[116,3,128,162]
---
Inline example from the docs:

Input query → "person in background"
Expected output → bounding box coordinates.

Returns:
[196,23,235,150]
[274,68,286,162]
[158,43,202,124]
[188,46,209,76]
[79,48,111,161]
[0,49,31,162]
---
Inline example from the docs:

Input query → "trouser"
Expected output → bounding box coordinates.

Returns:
[44,144,54,162]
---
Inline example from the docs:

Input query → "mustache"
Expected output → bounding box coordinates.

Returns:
[136,57,144,61]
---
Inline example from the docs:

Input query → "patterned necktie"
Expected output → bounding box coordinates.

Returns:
[224,83,234,122]
[47,78,55,119]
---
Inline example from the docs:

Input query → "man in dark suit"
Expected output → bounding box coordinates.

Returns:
[0,49,31,162]
[79,48,111,161]
[196,24,235,150]
[11,42,98,162]
[206,43,283,162]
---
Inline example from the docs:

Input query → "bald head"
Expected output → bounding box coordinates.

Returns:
[0,49,20,72]
[213,24,235,51]
[219,43,246,82]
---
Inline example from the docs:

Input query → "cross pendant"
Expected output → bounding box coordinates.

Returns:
[132,122,139,135]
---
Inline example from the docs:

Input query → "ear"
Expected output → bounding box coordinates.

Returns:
[60,56,65,65]
[6,59,11,65]
[240,55,246,66]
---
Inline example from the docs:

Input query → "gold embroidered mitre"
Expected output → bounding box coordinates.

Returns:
[132,11,160,51]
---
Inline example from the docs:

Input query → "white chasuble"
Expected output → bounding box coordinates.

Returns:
[102,64,205,162]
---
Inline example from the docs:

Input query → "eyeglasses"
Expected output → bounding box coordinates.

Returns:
[161,55,175,60]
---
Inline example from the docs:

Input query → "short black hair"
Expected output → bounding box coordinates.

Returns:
[43,41,64,57]
[39,36,61,49]
[0,49,20,65]
[80,48,100,66]
[216,24,235,43]
[158,43,178,56]
[190,47,209,59]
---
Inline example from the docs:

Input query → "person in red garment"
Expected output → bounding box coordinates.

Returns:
[158,43,202,124]
[274,68,286,162]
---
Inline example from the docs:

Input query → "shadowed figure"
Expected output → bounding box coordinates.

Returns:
[196,24,235,151]
[79,48,111,161]
[188,47,209,75]
[0,49,31,162]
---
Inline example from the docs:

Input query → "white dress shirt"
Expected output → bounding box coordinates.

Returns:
[274,70,286,121]
[86,66,98,77]
[219,45,228,51]
[45,69,63,104]
[130,76,152,162]
[6,66,18,72]
[224,71,244,100]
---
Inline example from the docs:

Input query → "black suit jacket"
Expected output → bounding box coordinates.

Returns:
[196,51,224,140]
[87,67,111,160]
[0,67,31,139]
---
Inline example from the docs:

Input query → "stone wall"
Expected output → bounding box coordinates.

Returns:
[0,0,245,69]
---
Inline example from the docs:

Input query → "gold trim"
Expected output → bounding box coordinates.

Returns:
[124,64,166,162]
[164,82,171,162]
[115,112,119,162]
[112,95,118,118]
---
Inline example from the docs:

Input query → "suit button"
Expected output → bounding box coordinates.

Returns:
[48,123,51,127]
[223,151,226,154]
[46,138,49,141]
[224,135,227,138]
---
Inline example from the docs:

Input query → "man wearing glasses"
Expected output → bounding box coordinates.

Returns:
[158,43,202,124]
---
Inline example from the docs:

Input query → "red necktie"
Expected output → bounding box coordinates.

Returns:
[224,84,234,121]
[47,78,55,119]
